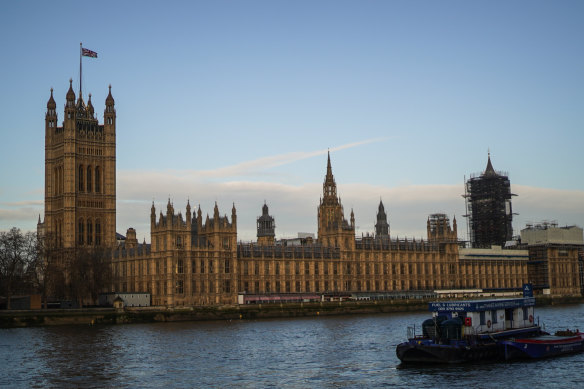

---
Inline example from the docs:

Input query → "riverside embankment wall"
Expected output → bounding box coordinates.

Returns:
[1,296,582,328]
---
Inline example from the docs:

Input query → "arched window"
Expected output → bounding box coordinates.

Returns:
[87,219,92,245]
[95,166,101,193]
[58,166,63,195]
[87,166,92,192]
[54,167,58,195]
[95,220,101,246]
[78,219,84,245]
[79,165,84,192]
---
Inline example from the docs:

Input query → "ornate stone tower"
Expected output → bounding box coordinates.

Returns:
[427,213,458,243]
[375,200,390,241]
[257,202,275,246]
[317,152,355,249]
[43,80,116,249]
[464,153,515,248]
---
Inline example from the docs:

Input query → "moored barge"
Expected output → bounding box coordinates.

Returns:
[396,297,542,364]
[501,330,584,360]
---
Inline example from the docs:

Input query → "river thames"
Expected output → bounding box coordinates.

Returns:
[1,304,583,388]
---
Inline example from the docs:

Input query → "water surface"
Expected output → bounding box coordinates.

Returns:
[1,305,583,388]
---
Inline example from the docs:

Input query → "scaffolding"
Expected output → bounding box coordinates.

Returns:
[463,156,516,248]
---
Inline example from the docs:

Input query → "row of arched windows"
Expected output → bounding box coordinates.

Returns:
[78,218,102,246]
[78,165,102,193]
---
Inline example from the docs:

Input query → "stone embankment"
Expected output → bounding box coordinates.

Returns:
[1,296,582,328]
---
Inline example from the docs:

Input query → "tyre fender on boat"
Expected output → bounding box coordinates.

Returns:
[487,320,491,328]
[529,315,533,323]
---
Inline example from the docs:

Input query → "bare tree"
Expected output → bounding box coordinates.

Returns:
[30,232,65,308]
[69,247,111,307]
[0,228,39,309]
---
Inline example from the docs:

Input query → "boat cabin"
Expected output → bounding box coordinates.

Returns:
[429,297,536,335]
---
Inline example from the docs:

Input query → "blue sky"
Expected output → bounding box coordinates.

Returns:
[1,1,583,241]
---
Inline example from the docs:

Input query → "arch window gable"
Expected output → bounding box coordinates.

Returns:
[95,220,101,246]
[79,165,84,192]
[95,166,101,193]
[87,219,93,245]
[78,219,84,245]
[87,166,92,192]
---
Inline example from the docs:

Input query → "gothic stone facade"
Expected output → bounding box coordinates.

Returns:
[42,80,116,250]
[111,154,537,307]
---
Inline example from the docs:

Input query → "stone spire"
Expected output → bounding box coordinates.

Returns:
[375,199,390,238]
[484,151,497,177]
[322,150,338,204]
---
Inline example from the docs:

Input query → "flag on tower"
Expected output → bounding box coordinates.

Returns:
[82,48,98,58]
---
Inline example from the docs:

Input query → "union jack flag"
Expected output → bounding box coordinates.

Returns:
[82,48,98,58]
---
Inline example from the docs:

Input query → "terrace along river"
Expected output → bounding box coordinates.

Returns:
[1,304,583,388]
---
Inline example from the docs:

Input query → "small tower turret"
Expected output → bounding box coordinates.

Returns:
[375,200,390,240]
[186,200,192,224]
[104,84,116,129]
[45,88,57,133]
[257,202,275,246]
[86,93,94,118]
[231,202,237,229]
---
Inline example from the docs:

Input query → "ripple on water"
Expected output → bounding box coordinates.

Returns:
[0,305,583,387]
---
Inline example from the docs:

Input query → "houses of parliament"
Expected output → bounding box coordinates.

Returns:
[40,81,584,307]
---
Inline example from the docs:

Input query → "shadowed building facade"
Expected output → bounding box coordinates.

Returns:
[111,154,540,306]
[40,85,581,305]
[41,80,116,250]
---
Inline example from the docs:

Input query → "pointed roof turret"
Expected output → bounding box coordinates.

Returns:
[262,201,269,216]
[47,88,56,110]
[484,152,498,177]
[166,198,173,215]
[105,84,115,105]
[322,150,338,203]
[66,78,75,101]
[87,93,94,117]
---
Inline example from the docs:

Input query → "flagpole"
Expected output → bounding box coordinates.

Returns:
[79,42,82,99]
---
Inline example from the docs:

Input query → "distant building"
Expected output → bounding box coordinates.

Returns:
[40,77,581,307]
[257,202,275,246]
[427,213,457,243]
[99,292,150,307]
[375,200,390,241]
[521,223,584,296]
[464,154,515,248]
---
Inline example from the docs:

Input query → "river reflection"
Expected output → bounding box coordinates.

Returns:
[1,305,583,388]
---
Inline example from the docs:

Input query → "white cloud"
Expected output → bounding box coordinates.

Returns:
[116,175,584,244]
[120,138,388,183]
[3,144,583,243]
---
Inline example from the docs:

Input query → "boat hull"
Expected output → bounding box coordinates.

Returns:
[501,333,584,360]
[396,341,500,364]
